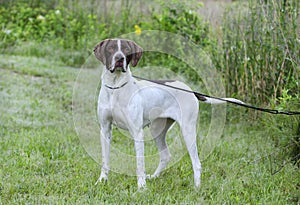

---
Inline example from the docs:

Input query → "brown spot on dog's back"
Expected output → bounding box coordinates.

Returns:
[193,93,207,101]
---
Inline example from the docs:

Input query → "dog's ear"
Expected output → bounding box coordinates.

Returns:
[128,41,143,67]
[94,39,110,64]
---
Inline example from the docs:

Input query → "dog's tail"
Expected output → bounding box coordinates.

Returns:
[194,93,244,105]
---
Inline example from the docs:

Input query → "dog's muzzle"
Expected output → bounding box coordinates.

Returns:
[111,53,127,73]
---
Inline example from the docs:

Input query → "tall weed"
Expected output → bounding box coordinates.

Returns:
[218,0,299,105]
[215,0,299,163]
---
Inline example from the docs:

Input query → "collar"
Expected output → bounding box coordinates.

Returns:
[104,81,128,90]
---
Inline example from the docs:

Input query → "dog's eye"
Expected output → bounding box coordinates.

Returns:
[107,46,116,52]
[123,47,131,54]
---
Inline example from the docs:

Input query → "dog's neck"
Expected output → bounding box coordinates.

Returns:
[101,67,132,89]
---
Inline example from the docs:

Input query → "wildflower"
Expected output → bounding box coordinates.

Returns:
[134,25,141,35]
[37,15,45,21]
[3,29,12,35]
[55,10,61,15]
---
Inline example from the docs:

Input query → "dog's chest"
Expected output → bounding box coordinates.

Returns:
[98,89,133,129]
[111,101,130,129]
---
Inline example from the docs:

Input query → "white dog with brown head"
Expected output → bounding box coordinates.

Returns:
[94,38,242,189]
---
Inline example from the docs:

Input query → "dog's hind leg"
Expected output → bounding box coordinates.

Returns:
[181,123,201,188]
[149,118,175,178]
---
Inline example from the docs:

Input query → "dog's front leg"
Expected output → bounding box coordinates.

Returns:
[95,121,112,185]
[133,129,146,189]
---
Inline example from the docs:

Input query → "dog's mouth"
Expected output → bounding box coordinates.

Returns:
[109,59,127,73]
[114,60,124,68]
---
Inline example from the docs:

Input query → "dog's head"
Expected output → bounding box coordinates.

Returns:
[94,39,143,73]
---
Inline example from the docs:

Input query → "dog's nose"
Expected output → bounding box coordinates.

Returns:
[115,54,124,62]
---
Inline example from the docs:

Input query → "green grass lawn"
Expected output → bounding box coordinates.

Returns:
[0,55,299,204]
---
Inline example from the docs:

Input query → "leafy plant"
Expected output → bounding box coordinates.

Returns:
[150,0,208,46]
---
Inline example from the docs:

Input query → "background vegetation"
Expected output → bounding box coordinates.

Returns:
[0,0,299,204]
[0,0,299,104]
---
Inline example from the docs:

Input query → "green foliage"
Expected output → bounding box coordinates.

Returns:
[137,0,210,82]
[0,0,211,73]
[266,88,300,155]
[2,0,298,106]
[0,3,104,50]
[214,1,300,158]
[0,4,46,45]
[1,0,299,98]
[218,0,300,105]
[149,0,208,46]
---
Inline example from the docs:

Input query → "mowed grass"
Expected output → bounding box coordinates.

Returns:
[0,55,299,204]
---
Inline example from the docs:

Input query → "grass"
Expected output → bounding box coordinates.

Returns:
[0,55,299,204]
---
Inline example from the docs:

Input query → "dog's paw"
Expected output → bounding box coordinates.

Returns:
[95,175,108,186]
[146,174,154,179]
[137,176,146,189]
[194,177,201,190]
[147,173,160,179]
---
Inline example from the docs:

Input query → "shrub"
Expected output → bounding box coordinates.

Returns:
[137,0,210,82]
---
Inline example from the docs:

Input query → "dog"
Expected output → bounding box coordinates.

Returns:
[93,39,243,189]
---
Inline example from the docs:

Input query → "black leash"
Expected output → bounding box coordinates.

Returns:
[133,75,300,116]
